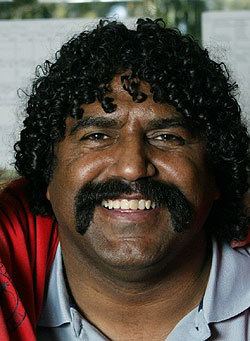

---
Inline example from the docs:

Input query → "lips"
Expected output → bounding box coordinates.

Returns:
[101,198,156,210]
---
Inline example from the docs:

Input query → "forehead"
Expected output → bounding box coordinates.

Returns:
[80,75,182,122]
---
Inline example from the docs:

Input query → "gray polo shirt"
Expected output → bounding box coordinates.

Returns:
[37,240,250,340]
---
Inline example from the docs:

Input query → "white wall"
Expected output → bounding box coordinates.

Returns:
[202,10,250,129]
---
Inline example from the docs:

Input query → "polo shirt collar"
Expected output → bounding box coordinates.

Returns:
[38,244,109,339]
[203,239,250,323]
[38,244,71,327]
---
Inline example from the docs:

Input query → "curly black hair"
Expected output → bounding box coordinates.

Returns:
[14,18,249,243]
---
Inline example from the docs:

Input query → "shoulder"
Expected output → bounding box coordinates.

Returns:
[0,178,59,336]
[203,240,250,326]
[0,178,59,272]
[0,177,32,214]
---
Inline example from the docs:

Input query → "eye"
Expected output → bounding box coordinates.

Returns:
[153,134,185,145]
[80,132,109,141]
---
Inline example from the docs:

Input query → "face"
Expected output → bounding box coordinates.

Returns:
[47,75,219,278]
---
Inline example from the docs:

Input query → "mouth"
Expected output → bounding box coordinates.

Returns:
[101,198,156,211]
[99,198,160,223]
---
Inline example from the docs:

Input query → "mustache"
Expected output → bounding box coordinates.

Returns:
[74,178,194,234]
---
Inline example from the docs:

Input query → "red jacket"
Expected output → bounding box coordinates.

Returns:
[0,179,59,341]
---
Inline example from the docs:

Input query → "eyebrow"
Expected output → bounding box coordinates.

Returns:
[69,116,188,135]
[70,116,121,135]
[145,118,187,130]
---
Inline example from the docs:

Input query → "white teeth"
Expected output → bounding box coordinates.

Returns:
[101,199,156,210]
[130,200,138,210]
[120,199,129,209]
[103,200,108,208]
[138,200,145,210]
[108,200,113,209]
[113,200,120,209]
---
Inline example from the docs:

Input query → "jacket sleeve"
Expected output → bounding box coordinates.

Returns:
[0,178,59,341]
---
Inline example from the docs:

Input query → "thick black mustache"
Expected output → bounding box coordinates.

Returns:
[74,178,194,234]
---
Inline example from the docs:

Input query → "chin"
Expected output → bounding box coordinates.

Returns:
[92,237,170,273]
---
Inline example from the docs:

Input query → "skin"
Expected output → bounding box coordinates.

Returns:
[47,75,220,340]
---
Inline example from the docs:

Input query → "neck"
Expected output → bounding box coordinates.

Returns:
[60,233,211,340]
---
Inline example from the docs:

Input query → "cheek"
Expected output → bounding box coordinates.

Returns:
[156,152,217,208]
[52,148,108,192]
[47,147,109,225]
[156,153,218,230]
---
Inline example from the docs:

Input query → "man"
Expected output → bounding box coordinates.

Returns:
[0,18,249,340]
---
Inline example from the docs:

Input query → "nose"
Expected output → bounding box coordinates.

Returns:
[110,137,156,182]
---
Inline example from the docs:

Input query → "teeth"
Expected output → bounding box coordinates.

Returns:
[108,200,113,209]
[130,200,138,210]
[121,199,129,209]
[113,200,120,209]
[138,200,145,210]
[103,200,109,208]
[101,199,156,210]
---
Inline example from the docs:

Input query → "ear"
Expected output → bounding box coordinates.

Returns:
[231,236,250,248]
[46,186,50,201]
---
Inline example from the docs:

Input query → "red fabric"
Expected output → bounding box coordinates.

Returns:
[0,178,59,341]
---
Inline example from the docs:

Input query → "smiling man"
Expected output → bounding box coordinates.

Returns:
[0,19,249,341]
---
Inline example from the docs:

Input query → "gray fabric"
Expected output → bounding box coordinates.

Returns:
[37,240,250,340]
